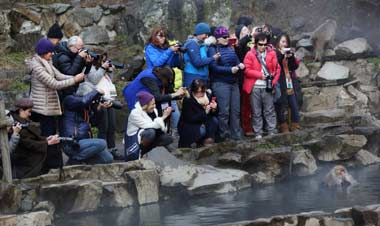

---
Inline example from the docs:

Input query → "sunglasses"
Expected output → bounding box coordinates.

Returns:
[156,32,165,38]
[257,43,268,47]
[221,36,229,39]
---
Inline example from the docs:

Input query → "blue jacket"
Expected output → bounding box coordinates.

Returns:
[122,69,158,110]
[144,44,179,69]
[208,44,240,84]
[60,90,101,140]
[183,38,214,85]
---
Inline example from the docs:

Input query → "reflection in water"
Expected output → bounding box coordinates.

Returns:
[55,164,380,226]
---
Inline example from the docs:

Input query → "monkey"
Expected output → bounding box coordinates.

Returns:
[310,19,337,62]
[323,165,358,187]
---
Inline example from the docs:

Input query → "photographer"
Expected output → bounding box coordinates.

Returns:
[60,82,113,165]
[274,34,301,133]
[86,52,123,159]
[208,26,244,141]
[9,98,61,179]
[243,32,280,139]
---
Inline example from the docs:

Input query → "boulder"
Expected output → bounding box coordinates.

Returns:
[295,47,313,61]
[62,19,82,37]
[81,25,110,45]
[49,3,72,15]
[360,85,380,106]
[0,182,22,214]
[32,201,55,219]
[290,17,306,31]
[296,61,310,78]
[334,38,373,55]
[86,6,103,23]
[218,152,243,166]
[296,39,313,50]
[346,85,369,112]
[101,181,136,208]
[354,149,380,166]
[40,10,56,32]
[98,15,116,30]
[317,62,350,80]
[40,180,103,213]
[0,211,52,226]
[160,165,198,187]
[13,3,41,24]
[291,148,318,176]
[73,8,93,27]
[251,171,275,184]
[19,20,41,34]
[351,206,380,226]
[0,10,14,53]
[301,109,346,125]
[125,170,159,205]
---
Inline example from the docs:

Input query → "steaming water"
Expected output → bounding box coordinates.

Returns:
[55,164,380,226]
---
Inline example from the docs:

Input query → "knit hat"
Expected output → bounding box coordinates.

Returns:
[47,23,63,39]
[194,22,211,35]
[35,38,55,55]
[136,91,154,107]
[237,16,253,26]
[14,98,33,110]
[235,24,246,39]
[76,82,96,96]
[214,26,229,39]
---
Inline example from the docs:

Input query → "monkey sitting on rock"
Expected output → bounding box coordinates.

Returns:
[323,165,358,187]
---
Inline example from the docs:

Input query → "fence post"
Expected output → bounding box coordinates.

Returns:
[0,99,12,183]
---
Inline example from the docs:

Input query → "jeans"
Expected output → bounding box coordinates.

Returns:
[199,116,219,140]
[212,82,242,140]
[250,88,277,135]
[96,107,116,149]
[276,94,300,123]
[170,100,180,129]
[183,73,208,88]
[64,138,113,164]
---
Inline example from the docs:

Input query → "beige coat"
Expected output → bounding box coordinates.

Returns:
[28,54,76,116]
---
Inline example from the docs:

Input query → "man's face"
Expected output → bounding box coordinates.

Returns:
[69,40,84,54]
[257,38,268,53]
[197,34,208,42]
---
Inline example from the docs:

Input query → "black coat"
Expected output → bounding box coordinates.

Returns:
[11,113,47,179]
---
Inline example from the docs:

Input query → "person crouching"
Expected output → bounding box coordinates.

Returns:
[125,91,173,161]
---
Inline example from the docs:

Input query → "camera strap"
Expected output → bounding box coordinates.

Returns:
[255,50,271,76]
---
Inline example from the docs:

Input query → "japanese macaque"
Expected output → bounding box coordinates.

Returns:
[310,19,337,62]
[323,165,357,187]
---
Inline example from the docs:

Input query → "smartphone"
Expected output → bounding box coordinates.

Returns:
[211,97,216,102]
[228,38,237,47]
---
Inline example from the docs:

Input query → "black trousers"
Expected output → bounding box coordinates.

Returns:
[96,107,116,149]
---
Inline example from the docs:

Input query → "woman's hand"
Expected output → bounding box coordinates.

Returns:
[47,135,60,145]
[102,61,110,69]
[162,107,172,119]
[74,73,85,83]
[172,87,185,98]
[170,45,180,52]
[231,66,239,74]
[97,101,113,110]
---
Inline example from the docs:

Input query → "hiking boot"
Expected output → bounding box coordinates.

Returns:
[244,131,255,137]
[290,122,301,132]
[279,122,289,133]
[66,158,83,166]
[255,135,263,140]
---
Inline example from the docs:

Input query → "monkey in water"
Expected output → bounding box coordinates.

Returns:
[310,19,337,62]
[323,165,357,187]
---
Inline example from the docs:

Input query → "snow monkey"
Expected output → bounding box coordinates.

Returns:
[323,165,357,187]
[310,19,337,62]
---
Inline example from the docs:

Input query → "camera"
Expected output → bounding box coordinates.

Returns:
[107,60,125,69]
[284,48,292,54]
[59,137,80,151]
[265,74,274,93]
[13,122,29,128]
[100,96,123,109]
[255,27,263,33]
[174,42,187,53]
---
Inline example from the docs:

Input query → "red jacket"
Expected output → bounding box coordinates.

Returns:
[242,47,281,94]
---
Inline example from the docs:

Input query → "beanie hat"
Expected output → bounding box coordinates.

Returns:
[35,38,55,55]
[237,16,253,26]
[235,24,246,39]
[14,98,33,110]
[136,91,154,107]
[76,82,96,96]
[214,26,229,39]
[47,23,63,39]
[194,22,211,35]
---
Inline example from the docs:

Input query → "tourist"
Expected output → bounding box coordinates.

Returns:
[60,82,113,165]
[125,91,173,161]
[28,38,84,171]
[178,79,218,148]
[243,32,280,139]
[274,33,301,133]
[208,26,244,141]
[47,22,63,46]
[9,98,61,179]
[183,22,220,87]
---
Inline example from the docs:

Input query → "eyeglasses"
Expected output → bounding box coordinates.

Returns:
[156,32,165,38]
[257,43,268,47]
[221,36,229,39]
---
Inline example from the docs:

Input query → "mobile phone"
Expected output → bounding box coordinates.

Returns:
[228,38,237,46]
[211,97,216,102]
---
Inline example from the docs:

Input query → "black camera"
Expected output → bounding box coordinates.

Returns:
[100,96,123,109]
[59,137,80,151]
[107,60,125,69]
[265,74,274,93]
[284,48,292,55]
[255,27,263,33]
[13,122,29,128]
[174,42,187,53]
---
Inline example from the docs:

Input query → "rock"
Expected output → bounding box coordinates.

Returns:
[304,217,321,226]
[346,85,369,112]
[81,25,110,45]
[291,148,317,176]
[251,171,275,184]
[334,38,373,55]
[160,165,198,187]
[218,152,242,165]
[324,49,336,57]
[73,7,94,27]
[146,147,185,168]
[0,11,14,53]
[125,170,159,205]
[290,17,306,31]
[13,3,41,24]
[301,109,346,125]
[354,149,380,165]
[86,6,103,23]
[101,181,136,208]
[33,201,55,219]
[50,3,72,15]
[296,62,310,78]
[107,30,117,41]
[296,47,313,61]
[62,19,82,38]
[40,10,56,33]
[0,182,22,214]
[351,206,380,226]
[40,180,103,213]
[323,217,354,226]
[19,20,41,34]
[0,211,52,226]
[98,15,116,30]
[296,38,313,50]
[360,85,380,106]
[317,62,350,80]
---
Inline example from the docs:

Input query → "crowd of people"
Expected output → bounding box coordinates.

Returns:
[1,15,303,179]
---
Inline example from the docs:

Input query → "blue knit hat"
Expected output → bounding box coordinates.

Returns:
[35,38,55,55]
[194,22,211,35]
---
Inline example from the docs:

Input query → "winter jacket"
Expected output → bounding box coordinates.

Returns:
[208,44,240,84]
[243,47,281,94]
[127,102,167,137]
[275,49,300,105]
[10,113,47,179]
[60,90,101,140]
[28,54,76,116]
[144,43,179,69]
[183,38,214,84]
